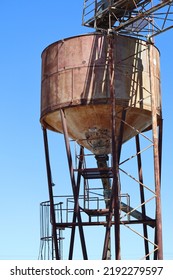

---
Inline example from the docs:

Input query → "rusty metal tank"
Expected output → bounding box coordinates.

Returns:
[40,33,161,155]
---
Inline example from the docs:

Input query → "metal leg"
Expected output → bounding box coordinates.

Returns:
[135,134,150,259]
[154,119,163,260]
[60,109,88,260]
[69,146,84,259]
[43,128,60,260]
[102,34,121,260]
[149,45,163,260]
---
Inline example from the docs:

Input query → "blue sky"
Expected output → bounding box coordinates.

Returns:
[0,0,173,260]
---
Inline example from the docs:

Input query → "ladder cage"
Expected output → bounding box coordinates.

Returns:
[39,201,64,260]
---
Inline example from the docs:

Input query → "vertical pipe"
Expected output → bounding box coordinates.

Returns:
[43,127,60,260]
[102,34,121,260]
[135,134,150,259]
[112,111,121,260]
[148,45,163,259]
[60,109,88,260]
[102,34,113,260]
[109,34,121,260]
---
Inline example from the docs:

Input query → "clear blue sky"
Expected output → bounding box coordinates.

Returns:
[0,0,173,260]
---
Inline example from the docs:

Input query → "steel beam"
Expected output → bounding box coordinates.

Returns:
[113,0,173,32]
[135,134,150,259]
[148,45,163,260]
[56,219,156,228]
[154,119,163,260]
[102,34,121,260]
[60,109,88,260]
[43,128,60,260]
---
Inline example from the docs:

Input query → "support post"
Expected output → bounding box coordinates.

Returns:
[60,109,88,260]
[154,119,163,259]
[135,135,150,259]
[69,146,84,260]
[102,33,121,260]
[148,45,163,259]
[43,127,60,260]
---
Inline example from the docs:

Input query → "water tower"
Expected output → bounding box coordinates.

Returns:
[39,1,173,260]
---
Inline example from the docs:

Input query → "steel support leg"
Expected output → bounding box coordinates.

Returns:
[135,134,150,259]
[102,34,121,260]
[154,119,163,260]
[149,45,163,260]
[60,109,88,260]
[43,128,60,260]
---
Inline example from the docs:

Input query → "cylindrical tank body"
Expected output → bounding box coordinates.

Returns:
[40,33,161,155]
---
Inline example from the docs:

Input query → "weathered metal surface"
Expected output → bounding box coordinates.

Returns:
[40,33,161,154]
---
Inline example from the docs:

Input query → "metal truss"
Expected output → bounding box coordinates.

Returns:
[40,113,162,259]
[82,0,173,40]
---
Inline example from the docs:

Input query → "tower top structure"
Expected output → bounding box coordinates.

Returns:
[82,0,173,41]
